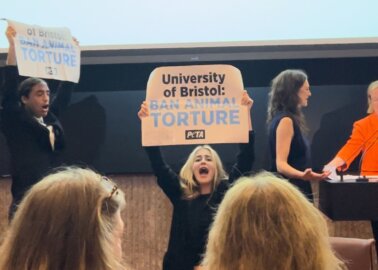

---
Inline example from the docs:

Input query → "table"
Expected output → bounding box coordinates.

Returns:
[319,179,378,220]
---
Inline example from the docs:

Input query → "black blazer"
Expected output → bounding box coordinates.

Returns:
[0,66,75,201]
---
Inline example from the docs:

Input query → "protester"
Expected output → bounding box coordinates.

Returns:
[138,91,255,270]
[0,26,78,219]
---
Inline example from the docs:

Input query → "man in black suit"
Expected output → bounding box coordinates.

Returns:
[1,26,77,219]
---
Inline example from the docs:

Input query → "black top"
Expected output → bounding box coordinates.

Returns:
[0,66,75,202]
[268,112,313,200]
[145,131,255,270]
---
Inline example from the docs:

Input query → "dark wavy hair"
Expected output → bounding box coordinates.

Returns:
[18,77,47,99]
[267,69,308,131]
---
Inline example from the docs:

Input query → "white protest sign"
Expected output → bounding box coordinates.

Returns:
[7,20,80,83]
[142,64,249,146]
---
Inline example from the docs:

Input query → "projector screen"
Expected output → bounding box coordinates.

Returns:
[1,0,378,63]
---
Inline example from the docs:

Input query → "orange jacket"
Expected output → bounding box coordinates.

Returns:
[337,113,378,175]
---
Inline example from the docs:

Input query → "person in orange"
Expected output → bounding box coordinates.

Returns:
[325,80,378,175]
[325,80,378,257]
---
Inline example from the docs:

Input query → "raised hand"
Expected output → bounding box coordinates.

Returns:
[241,90,253,130]
[72,37,80,47]
[5,26,17,65]
[241,90,253,110]
[137,101,149,120]
[6,26,16,46]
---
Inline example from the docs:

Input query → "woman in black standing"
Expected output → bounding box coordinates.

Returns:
[267,69,328,201]
[138,91,255,270]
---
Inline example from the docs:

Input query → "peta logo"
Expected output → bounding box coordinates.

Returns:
[185,130,205,140]
[45,66,58,75]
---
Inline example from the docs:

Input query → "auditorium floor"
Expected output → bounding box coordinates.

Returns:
[0,175,377,270]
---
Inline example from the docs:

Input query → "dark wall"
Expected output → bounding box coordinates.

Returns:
[76,57,378,91]
[1,57,377,175]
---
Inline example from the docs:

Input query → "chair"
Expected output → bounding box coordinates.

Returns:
[330,237,375,270]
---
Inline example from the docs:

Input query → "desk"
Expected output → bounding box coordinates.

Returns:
[319,180,378,220]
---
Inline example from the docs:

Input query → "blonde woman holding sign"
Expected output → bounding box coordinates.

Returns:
[138,91,255,270]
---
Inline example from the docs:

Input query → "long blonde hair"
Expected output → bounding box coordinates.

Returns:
[0,167,126,270]
[203,172,345,270]
[179,145,227,199]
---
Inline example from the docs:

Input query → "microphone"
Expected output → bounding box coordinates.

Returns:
[336,129,378,181]
[356,132,378,182]
[339,169,344,182]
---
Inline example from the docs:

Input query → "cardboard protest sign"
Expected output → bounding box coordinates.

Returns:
[7,20,80,82]
[142,64,249,146]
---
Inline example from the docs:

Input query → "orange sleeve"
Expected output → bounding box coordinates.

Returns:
[336,114,378,174]
[336,121,365,169]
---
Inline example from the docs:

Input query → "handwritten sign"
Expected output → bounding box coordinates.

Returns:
[142,64,249,146]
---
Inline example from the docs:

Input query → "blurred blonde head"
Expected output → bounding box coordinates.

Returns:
[367,80,378,114]
[0,167,126,270]
[180,145,227,199]
[203,172,345,270]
